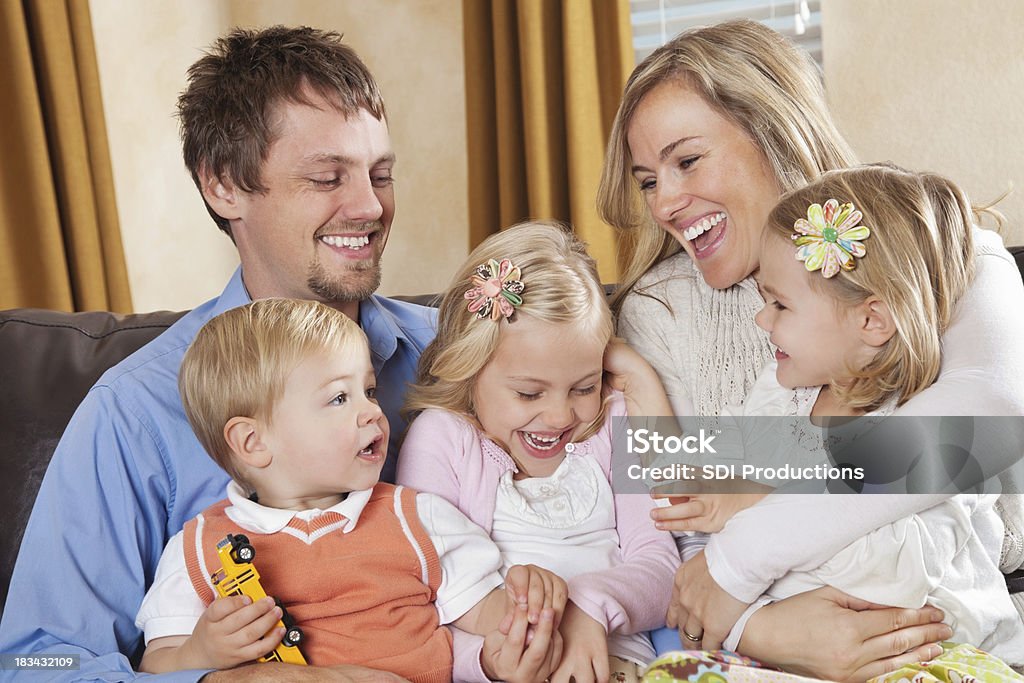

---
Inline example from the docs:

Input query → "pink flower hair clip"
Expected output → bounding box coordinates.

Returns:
[792,198,871,278]
[463,258,525,321]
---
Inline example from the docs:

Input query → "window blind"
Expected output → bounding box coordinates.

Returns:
[630,0,822,65]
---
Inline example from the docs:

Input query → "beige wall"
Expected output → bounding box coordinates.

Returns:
[89,1,235,313]
[90,0,468,312]
[93,1,1024,312]
[823,0,1024,246]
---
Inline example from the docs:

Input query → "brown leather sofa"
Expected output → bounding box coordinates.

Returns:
[2,251,1023,612]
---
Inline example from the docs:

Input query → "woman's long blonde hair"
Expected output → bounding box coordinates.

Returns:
[597,19,857,311]
[765,164,977,410]
[404,222,613,442]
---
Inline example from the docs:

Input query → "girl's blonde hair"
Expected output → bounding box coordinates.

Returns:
[179,298,366,492]
[405,222,614,442]
[597,19,857,310]
[764,164,977,411]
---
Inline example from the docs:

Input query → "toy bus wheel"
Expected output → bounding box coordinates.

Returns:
[283,625,303,647]
[234,543,255,562]
[228,534,255,562]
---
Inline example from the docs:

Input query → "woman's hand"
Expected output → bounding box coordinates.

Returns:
[666,552,746,650]
[739,586,952,682]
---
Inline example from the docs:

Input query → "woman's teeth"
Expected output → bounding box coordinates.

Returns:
[321,235,370,249]
[684,213,726,242]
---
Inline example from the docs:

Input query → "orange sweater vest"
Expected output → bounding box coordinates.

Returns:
[183,484,453,683]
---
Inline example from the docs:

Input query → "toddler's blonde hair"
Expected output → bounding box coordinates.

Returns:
[179,298,366,492]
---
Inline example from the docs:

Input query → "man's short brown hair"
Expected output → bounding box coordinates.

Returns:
[177,26,386,236]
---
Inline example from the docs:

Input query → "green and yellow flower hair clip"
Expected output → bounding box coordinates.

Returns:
[792,198,871,278]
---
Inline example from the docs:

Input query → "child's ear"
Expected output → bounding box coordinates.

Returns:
[857,297,897,348]
[198,164,243,222]
[223,416,272,469]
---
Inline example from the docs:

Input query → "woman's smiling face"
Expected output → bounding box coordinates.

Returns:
[627,79,782,289]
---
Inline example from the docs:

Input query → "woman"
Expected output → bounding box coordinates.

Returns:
[597,19,1024,681]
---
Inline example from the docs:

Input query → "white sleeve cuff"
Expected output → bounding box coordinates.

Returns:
[135,531,206,644]
[417,492,505,624]
[722,597,774,652]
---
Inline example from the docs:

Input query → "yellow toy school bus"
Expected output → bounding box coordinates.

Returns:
[212,533,307,665]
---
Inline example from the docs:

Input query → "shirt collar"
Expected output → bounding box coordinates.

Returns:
[223,481,375,534]
[212,267,253,316]
[224,270,410,373]
[359,295,409,370]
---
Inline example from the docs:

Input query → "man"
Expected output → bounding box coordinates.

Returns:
[0,27,434,682]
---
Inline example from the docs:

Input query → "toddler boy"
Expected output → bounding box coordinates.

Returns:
[136,298,564,680]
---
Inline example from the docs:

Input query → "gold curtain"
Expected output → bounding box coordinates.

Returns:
[0,0,131,312]
[464,0,634,283]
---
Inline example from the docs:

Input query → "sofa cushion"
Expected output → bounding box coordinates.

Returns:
[0,308,185,609]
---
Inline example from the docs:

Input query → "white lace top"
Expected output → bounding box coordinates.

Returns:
[490,452,655,664]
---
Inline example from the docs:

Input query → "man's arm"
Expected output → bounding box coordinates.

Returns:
[201,663,412,682]
[0,388,215,682]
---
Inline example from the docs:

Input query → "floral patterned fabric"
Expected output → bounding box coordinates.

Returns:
[643,650,824,683]
[642,643,1024,683]
[869,642,1024,683]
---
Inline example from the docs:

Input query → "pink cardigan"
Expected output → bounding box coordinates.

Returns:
[397,392,679,681]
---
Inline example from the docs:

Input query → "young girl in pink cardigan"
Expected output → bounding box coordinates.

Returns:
[397,222,679,683]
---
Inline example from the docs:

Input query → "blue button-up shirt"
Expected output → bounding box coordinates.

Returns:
[0,269,436,681]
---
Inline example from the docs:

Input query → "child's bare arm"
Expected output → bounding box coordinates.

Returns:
[549,601,608,683]
[452,566,567,683]
[138,634,191,674]
[139,595,284,673]
[452,564,567,635]
[479,607,564,683]
[450,586,511,637]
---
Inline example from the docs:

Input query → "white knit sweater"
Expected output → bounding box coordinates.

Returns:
[618,251,772,418]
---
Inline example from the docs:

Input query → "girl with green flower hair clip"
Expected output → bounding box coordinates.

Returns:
[759,162,976,414]
[664,163,1024,683]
